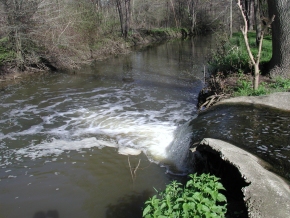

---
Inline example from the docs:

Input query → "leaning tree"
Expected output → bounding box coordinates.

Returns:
[267,0,290,77]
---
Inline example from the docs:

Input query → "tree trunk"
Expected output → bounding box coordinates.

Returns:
[254,63,260,89]
[189,0,197,34]
[116,0,124,36]
[115,0,131,38]
[15,29,25,71]
[267,0,290,77]
[254,0,262,46]
[124,0,131,38]
[248,0,255,30]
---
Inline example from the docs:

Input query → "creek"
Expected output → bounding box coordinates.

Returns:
[0,37,212,218]
[1,36,290,218]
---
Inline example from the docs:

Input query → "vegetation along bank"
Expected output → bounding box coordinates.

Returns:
[1,0,290,217]
[198,0,290,109]
[0,0,231,81]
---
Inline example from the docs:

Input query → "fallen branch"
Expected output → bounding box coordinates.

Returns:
[128,156,141,184]
[199,93,228,110]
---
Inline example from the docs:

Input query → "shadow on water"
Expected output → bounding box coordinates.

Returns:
[33,210,59,218]
[105,190,151,218]
[190,104,290,181]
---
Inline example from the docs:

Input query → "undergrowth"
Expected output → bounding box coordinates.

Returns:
[209,32,272,74]
[0,37,15,66]
[234,76,290,96]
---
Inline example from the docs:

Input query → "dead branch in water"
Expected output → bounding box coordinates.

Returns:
[128,156,141,184]
[199,93,228,110]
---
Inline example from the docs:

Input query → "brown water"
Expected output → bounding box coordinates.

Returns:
[0,37,213,218]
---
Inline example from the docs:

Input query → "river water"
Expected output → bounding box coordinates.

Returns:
[189,104,290,180]
[0,38,213,218]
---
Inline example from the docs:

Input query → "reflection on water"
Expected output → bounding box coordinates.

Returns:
[0,37,214,218]
[190,104,290,180]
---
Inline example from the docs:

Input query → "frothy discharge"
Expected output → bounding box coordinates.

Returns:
[13,120,175,161]
[0,79,197,168]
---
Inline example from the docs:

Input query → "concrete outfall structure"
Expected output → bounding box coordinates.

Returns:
[192,93,290,217]
[220,92,290,111]
[194,138,290,218]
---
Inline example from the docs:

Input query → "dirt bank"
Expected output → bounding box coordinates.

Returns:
[0,29,182,85]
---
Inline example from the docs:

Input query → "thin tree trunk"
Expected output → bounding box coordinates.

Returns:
[116,0,124,36]
[15,29,25,70]
[170,0,179,29]
[254,0,262,46]
[124,0,131,38]
[237,0,274,90]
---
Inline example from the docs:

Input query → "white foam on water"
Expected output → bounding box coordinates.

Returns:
[118,147,142,155]
[0,82,195,167]
[15,138,116,159]
[1,102,179,164]
[11,119,175,160]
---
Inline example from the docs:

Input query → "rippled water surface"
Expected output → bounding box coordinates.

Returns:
[190,104,290,180]
[0,38,213,218]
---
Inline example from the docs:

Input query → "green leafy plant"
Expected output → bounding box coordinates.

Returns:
[270,77,290,91]
[143,173,227,218]
[234,78,268,96]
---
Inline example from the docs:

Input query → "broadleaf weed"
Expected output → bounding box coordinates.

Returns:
[142,173,227,217]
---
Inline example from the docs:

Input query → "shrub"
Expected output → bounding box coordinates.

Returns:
[0,37,15,65]
[209,32,272,74]
[143,173,227,218]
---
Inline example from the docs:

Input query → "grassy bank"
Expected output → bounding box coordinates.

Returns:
[209,32,272,74]
[198,31,290,109]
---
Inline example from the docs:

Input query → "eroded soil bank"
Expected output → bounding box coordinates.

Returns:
[0,29,182,84]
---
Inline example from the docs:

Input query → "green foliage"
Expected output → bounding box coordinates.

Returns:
[233,76,290,96]
[0,37,15,65]
[143,173,227,218]
[270,77,290,91]
[209,32,272,74]
[234,78,268,96]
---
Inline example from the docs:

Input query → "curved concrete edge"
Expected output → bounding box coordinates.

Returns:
[196,138,290,218]
[218,92,290,111]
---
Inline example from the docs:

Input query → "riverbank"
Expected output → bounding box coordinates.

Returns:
[0,28,182,84]
[197,72,290,110]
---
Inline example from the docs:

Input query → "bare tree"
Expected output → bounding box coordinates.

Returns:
[237,0,274,90]
[1,0,42,70]
[115,0,131,38]
[187,0,198,34]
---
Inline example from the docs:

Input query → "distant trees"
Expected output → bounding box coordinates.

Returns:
[0,0,244,70]
[113,0,231,37]
[1,0,42,70]
[187,0,198,34]
[115,0,131,38]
